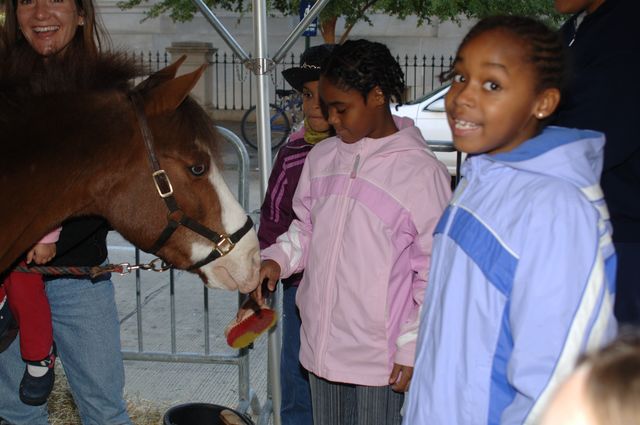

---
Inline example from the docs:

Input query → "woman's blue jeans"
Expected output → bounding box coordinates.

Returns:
[280,284,313,425]
[0,276,131,425]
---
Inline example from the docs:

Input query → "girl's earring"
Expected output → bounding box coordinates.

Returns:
[79,17,85,26]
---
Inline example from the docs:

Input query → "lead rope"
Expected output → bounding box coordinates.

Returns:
[13,258,171,279]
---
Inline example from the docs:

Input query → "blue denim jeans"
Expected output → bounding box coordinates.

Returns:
[0,276,131,425]
[281,284,313,425]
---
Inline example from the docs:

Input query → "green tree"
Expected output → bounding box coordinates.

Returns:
[116,0,559,44]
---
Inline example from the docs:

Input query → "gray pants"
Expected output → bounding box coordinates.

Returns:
[309,372,404,425]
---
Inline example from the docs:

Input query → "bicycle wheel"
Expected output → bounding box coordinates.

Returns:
[240,104,291,151]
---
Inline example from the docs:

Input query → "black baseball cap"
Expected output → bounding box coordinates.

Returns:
[282,44,334,92]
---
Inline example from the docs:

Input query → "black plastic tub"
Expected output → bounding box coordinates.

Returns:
[163,403,254,425]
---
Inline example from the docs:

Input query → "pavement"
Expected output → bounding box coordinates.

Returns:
[106,120,277,424]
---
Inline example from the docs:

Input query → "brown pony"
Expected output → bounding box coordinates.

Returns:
[0,55,260,293]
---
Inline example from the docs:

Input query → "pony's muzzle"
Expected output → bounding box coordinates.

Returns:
[196,230,260,293]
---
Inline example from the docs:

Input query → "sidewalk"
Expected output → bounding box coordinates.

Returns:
[108,121,276,423]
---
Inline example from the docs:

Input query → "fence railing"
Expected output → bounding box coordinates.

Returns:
[126,50,454,111]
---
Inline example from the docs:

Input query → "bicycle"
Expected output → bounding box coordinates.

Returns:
[240,89,303,151]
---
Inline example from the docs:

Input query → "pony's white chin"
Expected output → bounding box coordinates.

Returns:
[193,235,261,293]
[202,262,260,293]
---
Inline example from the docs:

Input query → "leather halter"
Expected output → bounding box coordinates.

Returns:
[129,92,253,271]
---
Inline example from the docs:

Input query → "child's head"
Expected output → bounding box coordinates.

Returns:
[282,44,334,133]
[540,330,640,425]
[443,15,566,155]
[319,39,404,144]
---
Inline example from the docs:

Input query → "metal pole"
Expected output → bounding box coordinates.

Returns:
[253,0,273,196]
[252,3,281,423]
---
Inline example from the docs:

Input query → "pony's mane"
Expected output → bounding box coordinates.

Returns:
[0,49,220,163]
[0,47,145,97]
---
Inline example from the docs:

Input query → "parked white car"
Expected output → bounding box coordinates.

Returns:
[391,84,465,176]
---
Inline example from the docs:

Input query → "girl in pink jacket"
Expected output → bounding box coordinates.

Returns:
[257,39,452,425]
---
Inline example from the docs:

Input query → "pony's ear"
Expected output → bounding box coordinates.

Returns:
[133,55,188,92]
[143,64,206,117]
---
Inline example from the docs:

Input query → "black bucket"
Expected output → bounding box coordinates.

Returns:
[163,403,254,425]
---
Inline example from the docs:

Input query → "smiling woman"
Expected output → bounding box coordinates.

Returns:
[2,0,105,59]
[16,0,85,56]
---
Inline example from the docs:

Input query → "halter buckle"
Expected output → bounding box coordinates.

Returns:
[152,170,174,198]
[215,235,235,257]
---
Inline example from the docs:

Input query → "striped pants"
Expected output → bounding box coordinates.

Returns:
[309,372,404,425]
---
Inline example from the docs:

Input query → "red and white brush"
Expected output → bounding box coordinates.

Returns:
[224,280,277,349]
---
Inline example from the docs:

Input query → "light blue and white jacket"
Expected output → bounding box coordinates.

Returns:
[402,126,617,425]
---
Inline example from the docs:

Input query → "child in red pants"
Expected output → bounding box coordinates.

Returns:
[0,227,60,406]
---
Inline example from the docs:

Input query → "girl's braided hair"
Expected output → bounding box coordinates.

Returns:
[321,39,405,105]
[443,15,567,94]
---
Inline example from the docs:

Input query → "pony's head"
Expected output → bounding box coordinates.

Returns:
[105,57,260,292]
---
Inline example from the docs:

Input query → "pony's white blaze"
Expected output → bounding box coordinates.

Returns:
[192,160,260,293]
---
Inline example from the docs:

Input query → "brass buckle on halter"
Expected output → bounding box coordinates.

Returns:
[215,235,235,257]
[152,170,174,198]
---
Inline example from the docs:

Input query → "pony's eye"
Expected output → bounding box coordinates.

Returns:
[189,164,207,176]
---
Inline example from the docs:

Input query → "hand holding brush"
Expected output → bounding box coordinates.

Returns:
[224,260,281,349]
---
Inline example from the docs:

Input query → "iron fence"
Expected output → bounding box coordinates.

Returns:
[127,50,454,110]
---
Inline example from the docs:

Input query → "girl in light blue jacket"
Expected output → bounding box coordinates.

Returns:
[403,16,617,425]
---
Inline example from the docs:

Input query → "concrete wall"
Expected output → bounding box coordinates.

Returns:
[97,0,474,58]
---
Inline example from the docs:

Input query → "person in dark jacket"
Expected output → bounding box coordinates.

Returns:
[258,44,333,425]
[554,0,640,324]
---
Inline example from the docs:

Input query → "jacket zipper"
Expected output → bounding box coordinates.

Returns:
[317,149,362,371]
[350,154,360,178]
[569,11,587,47]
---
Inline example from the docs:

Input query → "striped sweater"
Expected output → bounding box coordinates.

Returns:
[257,127,315,286]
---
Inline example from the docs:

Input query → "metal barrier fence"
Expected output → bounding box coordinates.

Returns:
[126,50,454,110]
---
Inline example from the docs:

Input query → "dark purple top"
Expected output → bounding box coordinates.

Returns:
[258,128,313,286]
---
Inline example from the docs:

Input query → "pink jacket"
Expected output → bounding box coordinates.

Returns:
[262,117,451,385]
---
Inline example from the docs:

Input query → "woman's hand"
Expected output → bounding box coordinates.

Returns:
[26,243,56,265]
[389,363,413,393]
